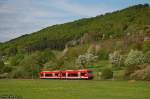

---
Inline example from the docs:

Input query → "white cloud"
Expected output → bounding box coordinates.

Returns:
[50,0,112,17]
[0,0,118,42]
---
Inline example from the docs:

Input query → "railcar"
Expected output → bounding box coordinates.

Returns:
[40,69,94,80]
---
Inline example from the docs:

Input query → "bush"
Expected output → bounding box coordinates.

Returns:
[0,73,8,78]
[124,65,140,79]
[10,67,29,79]
[0,58,5,73]
[145,51,150,64]
[124,50,146,66]
[113,70,125,80]
[130,64,150,81]
[97,49,109,60]
[2,66,13,73]
[43,61,58,70]
[101,68,113,79]
[11,55,41,78]
[143,41,150,52]
[31,50,55,65]
[109,51,124,67]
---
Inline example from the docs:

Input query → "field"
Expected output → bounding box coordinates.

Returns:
[0,80,150,99]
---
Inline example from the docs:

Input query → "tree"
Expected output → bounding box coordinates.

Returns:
[124,50,147,78]
[124,50,146,66]
[31,50,55,65]
[0,55,5,73]
[76,53,97,68]
[101,68,113,79]
[109,51,124,67]
[10,54,24,66]
[11,55,41,78]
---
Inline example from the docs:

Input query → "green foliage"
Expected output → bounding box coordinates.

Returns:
[0,73,8,78]
[31,50,55,65]
[10,67,27,78]
[145,51,150,64]
[62,61,77,70]
[43,61,58,70]
[2,66,13,73]
[6,46,18,56]
[97,49,109,60]
[11,55,41,78]
[113,70,125,80]
[0,56,5,73]
[143,41,150,52]
[101,68,113,79]
[10,54,24,66]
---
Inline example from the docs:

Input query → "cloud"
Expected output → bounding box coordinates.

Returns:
[0,0,149,42]
[0,0,114,42]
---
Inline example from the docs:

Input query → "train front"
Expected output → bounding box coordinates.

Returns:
[87,70,94,79]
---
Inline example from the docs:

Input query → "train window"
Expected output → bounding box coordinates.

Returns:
[62,73,66,76]
[55,74,59,76]
[45,74,52,77]
[81,73,86,76]
[68,73,78,77]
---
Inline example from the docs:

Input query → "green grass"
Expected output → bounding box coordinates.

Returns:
[0,80,150,99]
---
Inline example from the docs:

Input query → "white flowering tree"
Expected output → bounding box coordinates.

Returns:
[76,53,98,69]
[124,50,146,66]
[109,51,124,67]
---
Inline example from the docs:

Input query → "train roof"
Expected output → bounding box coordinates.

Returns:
[41,69,92,73]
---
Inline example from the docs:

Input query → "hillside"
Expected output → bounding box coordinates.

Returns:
[0,4,150,80]
[0,4,150,53]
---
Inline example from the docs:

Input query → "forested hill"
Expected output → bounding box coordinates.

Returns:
[0,4,150,54]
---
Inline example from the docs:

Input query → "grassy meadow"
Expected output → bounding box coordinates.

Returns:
[0,79,150,99]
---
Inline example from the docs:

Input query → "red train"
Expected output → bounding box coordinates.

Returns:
[40,69,94,80]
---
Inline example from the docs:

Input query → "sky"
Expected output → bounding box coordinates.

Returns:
[0,0,150,42]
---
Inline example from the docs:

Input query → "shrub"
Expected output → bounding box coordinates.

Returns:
[97,49,109,60]
[101,68,113,79]
[0,73,8,78]
[130,64,150,81]
[124,65,140,78]
[113,70,125,80]
[145,51,150,64]
[11,55,42,78]
[10,54,24,66]
[124,50,146,66]
[0,57,5,73]
[10,67,29,79]
[143,41,150,52]
[2,66,13,73]
[109,51,124,67]
[43,61,58,70]
[31,50,55,65]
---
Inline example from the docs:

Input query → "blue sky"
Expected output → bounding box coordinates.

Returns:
[0,0,150,42]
